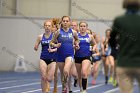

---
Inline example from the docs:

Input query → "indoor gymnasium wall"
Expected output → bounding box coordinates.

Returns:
[0,17,44,71]
[17,0,124,20]
[71,0,124,20]
[0,0,124,71]
[1,0,124,20]
[0,0,16,16]
[14,0,69,17]
[0,17,112,71]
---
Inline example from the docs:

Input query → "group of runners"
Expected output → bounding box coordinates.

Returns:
[34,16,118,93]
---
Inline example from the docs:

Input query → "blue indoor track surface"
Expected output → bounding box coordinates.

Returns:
[0,72,139,93]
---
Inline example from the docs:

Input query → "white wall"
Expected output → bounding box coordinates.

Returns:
[0,0,125,71]
[0,17,44,71]
[0,0,16,16]
[71,0,124,20]
[0,0,125,20]
[0,16,112,71]
[17,0,69,17]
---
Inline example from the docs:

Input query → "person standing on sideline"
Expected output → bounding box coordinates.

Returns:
[109,0,140,93]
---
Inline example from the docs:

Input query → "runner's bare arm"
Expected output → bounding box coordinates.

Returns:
[89,34,97,52]
[34,35,42,51]
[72,29,79,46]
[49,30,60,47]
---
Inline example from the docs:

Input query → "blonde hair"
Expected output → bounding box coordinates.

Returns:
[71,20,78,26]
[44,20,53,26]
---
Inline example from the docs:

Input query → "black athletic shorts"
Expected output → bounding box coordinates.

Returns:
[110,47,118,60]
[41,58,56,65]
[92,56,101,63]
[74,56,91,64]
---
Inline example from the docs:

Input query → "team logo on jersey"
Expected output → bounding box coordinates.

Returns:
[79,37,90,43]
[85,38,90,43]
[42,40,51,44]
[61,33,73,39]
[68,33,73,38]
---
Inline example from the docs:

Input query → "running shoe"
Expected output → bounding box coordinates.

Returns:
[112,79,118,87]
[108,76,113,83]
[80,90,87,93]
[45,83,50,93]
[53,87,58,93]
[92,79,96,85]
[69,90,73,93]
[62,87,67,93]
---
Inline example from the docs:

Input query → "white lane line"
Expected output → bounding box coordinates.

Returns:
[0,82,40,90]
[5,88,36,93]
[103,88,119,93]
[0,77,20,80]
[0,80,17,84]
[0,78,39,81]
[22,89,41,93]
[21,85,62,93]
[73,84,104,93]
[0,79,40,84]
[103,83,138,93]
[0,77,39,80]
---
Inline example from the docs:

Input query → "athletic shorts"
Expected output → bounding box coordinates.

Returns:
[90,56,94,65]
[74,56,91,64]
[110,47,118,60]
[105,50,111,57]
[57,55,74,62]
[41,58,56,65]
[92,56,101,63]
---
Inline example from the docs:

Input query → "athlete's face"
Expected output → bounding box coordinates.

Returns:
[79,23,87,33]
[44,21,52,32]
[95,35,100,43]
[62,17,70,28]
[106,31,111,37]
[92,32,96,37]
[71,22,78,31]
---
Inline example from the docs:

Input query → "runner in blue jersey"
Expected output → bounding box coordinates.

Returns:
[74,21,96,93]
[34,20,57,93]
[65,20,79,93]
[50,16,79,93]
